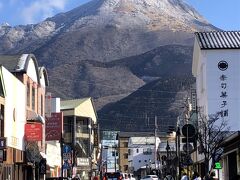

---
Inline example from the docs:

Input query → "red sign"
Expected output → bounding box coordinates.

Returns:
[25,123,42,141]
[45,112,63,141]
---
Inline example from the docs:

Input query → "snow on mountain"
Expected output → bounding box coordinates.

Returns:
[0,0,215,54]
[65,0,210,32]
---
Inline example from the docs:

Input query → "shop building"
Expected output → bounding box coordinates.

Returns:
[0,54,48,179]
[60,98,98,179]
[192,31,240,178]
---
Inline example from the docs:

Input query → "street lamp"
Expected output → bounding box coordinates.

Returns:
[166,140,170,174]
[149,159,152,174]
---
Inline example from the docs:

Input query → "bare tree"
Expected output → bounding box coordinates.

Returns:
[197,108,229,178]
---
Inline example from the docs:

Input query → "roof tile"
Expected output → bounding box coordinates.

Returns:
[195,31,240,49]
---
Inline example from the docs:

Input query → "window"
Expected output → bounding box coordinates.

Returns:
[112,151,118,157]
[123,165,128,171]
[136,149,139,153]
[128,149,131,155]
[124,153,128,159]
[27,83,30,107]
[41,95,43,116]
[143,148,152,155]
[0,77,4,97]
[123,142,128,147]
[32,87,35,110]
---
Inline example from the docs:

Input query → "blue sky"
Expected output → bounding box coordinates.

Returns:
[0,0,239,30]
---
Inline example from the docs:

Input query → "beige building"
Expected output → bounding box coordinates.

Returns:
[117,132,161,174]
[61,98,99,179]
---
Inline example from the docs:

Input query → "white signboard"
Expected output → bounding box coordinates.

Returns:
[77,157,89,166]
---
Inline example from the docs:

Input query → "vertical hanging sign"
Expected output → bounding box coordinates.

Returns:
[45,112,63,141]
[218,61,229,118]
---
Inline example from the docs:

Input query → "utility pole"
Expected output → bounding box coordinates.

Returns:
[154,116,157,171]
[60,132,64,177]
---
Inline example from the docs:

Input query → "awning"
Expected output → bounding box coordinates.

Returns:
[27,110,45,124]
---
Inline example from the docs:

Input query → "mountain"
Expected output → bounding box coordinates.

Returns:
[0,0,218,131]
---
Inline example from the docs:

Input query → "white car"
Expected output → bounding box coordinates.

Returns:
[140,175,159,180]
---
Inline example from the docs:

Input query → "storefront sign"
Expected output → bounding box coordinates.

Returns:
[93,124,98,147]
[25,123,42,141]
[218,61,229,118]
[0,137,6,149]
[45,112,63,141]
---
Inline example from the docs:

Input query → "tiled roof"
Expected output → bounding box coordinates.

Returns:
[195,31,240,49]
[118,131,165,138]
[61,98,90,110]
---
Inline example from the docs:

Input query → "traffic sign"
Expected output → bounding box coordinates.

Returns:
[182,124,195,137]
[214,162,222,169]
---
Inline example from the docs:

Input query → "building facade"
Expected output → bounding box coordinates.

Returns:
[60,98,98,179]
[0,54,49,179]
[128,136,160,175]
[192,31,240,179]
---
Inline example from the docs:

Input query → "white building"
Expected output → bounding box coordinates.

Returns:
[192,31,240,179]
[101,131,119,173]
[128,136,160,173]
[192,31,240,131]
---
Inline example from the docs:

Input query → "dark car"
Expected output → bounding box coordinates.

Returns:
[103,172,121,180]
[46,177,69,180]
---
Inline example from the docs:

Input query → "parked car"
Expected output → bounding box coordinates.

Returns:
[103,172,121,180]
[46,177,69,180]
[120,173,136,180]
[140,175,159,180]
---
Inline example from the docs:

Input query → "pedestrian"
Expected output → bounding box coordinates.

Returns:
[209,171,215,180]
[164,173,174,180]
[181,172,189,180]
[192,172,201,180]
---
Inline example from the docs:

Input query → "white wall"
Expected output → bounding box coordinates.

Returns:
[197,49,240,131]
[2,66,26,150]
[26,57,38,83]
[128,137,160,171]
[46,141,61,167]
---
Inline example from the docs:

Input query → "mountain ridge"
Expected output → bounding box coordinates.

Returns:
[0,0,218,131]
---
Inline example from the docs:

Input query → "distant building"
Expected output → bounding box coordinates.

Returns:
[128,136,160,175]
[100,131,119,173]
[117,132,157,174]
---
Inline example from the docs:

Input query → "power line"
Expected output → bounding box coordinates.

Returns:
[54,76,191,94]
